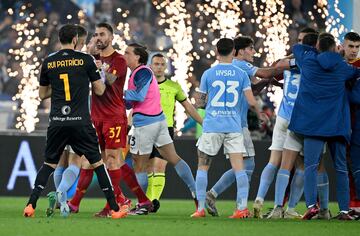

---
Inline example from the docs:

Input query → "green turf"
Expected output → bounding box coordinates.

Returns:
[1,197,358,236]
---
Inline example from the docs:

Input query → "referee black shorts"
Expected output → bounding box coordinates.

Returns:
[44,124,101,165]
[149,127,174,159]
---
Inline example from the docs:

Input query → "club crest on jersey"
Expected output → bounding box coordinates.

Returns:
[61,105,71,115]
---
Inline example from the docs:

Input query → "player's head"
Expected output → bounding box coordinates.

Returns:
[298,27,318,43]
[216,38,234,58]
[58,24,79,49]
[234,36,255,62]
[94,22,114,50]
[150,53,166,79]
[124,43,148,70]
[74,24,87,51]
[343,32,360,61]
[302,32,318,47]
[318,36,336,53]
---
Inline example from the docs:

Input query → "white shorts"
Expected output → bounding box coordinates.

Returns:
[197,132,246,156]
[283,130,303,152]
[243,127,255,157]
[130,120,173,155]
[269,116,289,151]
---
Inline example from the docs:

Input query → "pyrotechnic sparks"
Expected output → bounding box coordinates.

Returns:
[113,8,131,54]
[253,0,291,111]
[313,0,348,41]
[8,5,44,132]
[153,0,193,131]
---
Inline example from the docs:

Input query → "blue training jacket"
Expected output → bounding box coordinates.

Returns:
[288,44,360,142]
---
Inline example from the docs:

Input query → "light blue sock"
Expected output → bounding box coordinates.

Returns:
[256,163,278,200]
[317,172,329,210]
[135,172,148,192]
[196,170,207,211]
[274,169,290,206]
[57,165,80,202]
[235,170,249,210]
[53,166,65,189]
[211,169,235,197]
[244,156,255,183]
[288,169,304,208]
[174,160,196,194]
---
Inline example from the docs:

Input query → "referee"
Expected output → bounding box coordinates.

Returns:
[23,24,124,219]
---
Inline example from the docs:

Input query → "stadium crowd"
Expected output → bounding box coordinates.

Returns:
[0,0,325,139]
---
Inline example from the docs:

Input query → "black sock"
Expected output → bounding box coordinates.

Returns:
[27,164,55,209]
[94,164,120,212]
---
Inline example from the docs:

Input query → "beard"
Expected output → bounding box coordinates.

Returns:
[96,40,110,50]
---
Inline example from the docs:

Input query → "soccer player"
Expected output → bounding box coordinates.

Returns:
[146,53,203,212]
[23,24,124,219]
[191,38,265,218]
[68,23,151,217]
[290,34,360,220]
[342,31,360,216]
[123,43,197,214]
[46,24,89,217]
[265,32,322,219]
[205,35,283,217]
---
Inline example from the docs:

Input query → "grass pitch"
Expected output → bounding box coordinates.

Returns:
[0,197,358,236]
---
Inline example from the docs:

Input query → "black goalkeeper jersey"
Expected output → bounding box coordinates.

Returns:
[40,49,100,126]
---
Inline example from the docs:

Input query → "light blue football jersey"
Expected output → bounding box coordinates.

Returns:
[278,68,301,121]
[199,63,251,133]
[232,59,258,128]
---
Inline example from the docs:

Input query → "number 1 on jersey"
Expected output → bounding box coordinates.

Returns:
[59,73,71,101]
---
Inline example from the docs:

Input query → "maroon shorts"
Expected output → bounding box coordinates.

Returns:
[93,120,127,150]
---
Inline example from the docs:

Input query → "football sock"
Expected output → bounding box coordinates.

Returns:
[244,156,255,183]
[27,164,55,209]
[211,169,234,197]
[94,164,119,212]
[104,169,126,209]
[256,163,278,200]
[152,172,166,200]
[146,172,154,200]
[196,169,207,211]
[288,169,304,208]
[70,168,93,206]
[235,170,249,210]
[53,166,65,189]
[57,165,80,202]
[274,169,290,206]
[121,164,149,203]
[317,172,329,210]
[174,159,196,194]
[135,172,148,192]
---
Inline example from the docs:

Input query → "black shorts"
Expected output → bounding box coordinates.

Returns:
[44,124,101,165]
[149,127,174,159]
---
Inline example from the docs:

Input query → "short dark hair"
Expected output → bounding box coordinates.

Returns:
[129,43,148,64]
[234,36,254,56]
[151,53,165,63]
[216,38,234,56]
[300,27,318,34]
[96,22,113,34]
[318,36,336,52]
[75,24,87,37]
[318,32,335,41]
[302,33,318,47]
[344,32,360,42]
[58,24,78,45]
